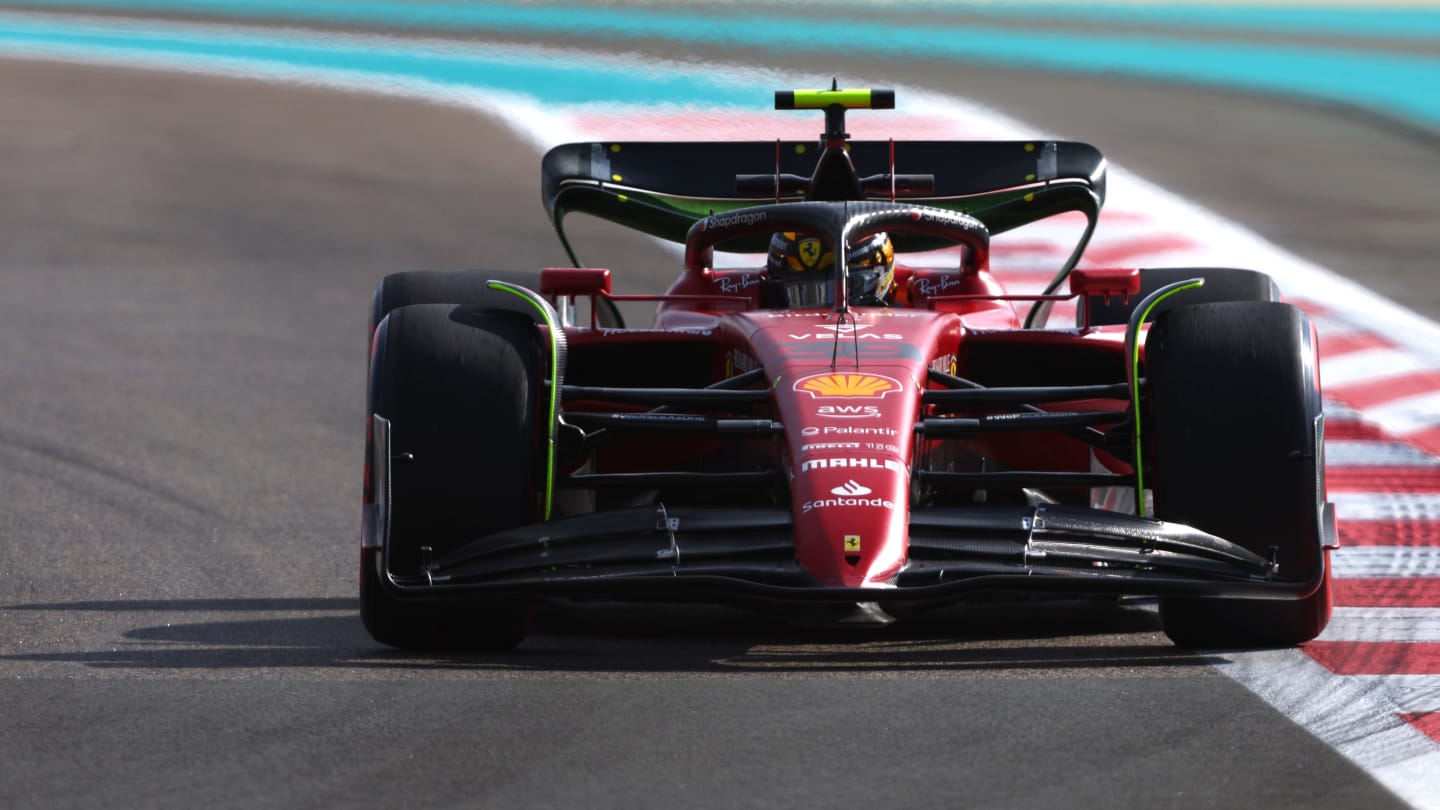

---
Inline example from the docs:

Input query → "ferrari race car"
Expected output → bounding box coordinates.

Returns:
[360,87,1335,651]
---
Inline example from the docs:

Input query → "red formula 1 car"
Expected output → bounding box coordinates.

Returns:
[360,88,1335,651]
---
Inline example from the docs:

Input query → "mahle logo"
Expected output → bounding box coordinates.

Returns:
[794,373,902,399]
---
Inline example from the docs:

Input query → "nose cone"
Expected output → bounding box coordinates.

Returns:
[791,455,910,587]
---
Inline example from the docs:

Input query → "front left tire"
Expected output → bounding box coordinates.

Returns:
[361,303,542,651]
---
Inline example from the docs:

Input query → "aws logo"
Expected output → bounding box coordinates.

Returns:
[794,373,902,399]
[817,404,880,419]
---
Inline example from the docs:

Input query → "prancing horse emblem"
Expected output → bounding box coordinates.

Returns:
[798,237,822,268]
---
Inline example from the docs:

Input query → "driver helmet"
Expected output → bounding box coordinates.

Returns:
[765,231,896,307]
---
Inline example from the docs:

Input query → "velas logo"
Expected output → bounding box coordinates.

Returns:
[784,323,903,340]
[794,373,902,399]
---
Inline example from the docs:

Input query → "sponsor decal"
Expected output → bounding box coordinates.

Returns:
[911,207,979,229]
[928,354,958,375]
[800,442,862,452]
[599,328,713,336]
[785,324,904,340]
[914,275,964,297]
[794,373,903,399]
[716,273,763,294]
[703,210,767,231]
[801,494,895,513]
[617,413,708,425]
[801,458,905,474]
[801,426,820,436]
[864,442,904,454]
[831,479,871,496]
[776,341,922,361]
[816,404,881,419]
[843,534,862,552]
[725,349,759,376]
[822,425,899,437]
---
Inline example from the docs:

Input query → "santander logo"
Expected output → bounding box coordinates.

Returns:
[831,480,872,496]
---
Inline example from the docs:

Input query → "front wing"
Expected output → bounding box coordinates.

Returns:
[367,413,1332,605]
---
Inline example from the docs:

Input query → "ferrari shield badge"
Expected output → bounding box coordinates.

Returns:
[798,237,822,268]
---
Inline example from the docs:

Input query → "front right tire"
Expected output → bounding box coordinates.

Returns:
[1146,301,1332,648]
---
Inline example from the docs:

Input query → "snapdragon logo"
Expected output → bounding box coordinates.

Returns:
[703,211,768,230]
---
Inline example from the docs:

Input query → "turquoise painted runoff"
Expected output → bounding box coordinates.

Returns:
[0,14,758,106]
[1,2,1438,126]
[11,0,1440,42]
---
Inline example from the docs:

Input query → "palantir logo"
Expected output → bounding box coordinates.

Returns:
[831,480,872,497]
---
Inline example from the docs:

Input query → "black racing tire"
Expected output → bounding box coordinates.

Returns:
[360,303,542,651]
[369,269,623,339]
[1146,301,1331,648]
[1084,267,1279,327]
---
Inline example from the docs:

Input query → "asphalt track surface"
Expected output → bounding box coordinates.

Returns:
[1,7,1436,810]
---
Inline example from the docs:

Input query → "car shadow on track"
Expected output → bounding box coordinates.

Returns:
[0,596,1217,675]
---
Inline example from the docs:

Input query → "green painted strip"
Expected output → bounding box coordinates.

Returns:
[1127,279,1204,518]
[488,281,561,522]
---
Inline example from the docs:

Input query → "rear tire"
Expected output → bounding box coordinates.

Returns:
[361,303,542,651]
[1085,267,1279,326]
[1147,301,1332,648]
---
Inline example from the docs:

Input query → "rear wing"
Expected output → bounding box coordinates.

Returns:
[541,139,1107,262]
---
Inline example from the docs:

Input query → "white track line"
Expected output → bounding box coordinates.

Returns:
[1369,392,1440,437]
[1327,441,1440,467]
[1318,350,1438,389]
[1332,492,1440,522]
[1332,547,1440,578]
[1346,676,1440,714]
[1322,609,1440,643]
[1211,649,1440,810]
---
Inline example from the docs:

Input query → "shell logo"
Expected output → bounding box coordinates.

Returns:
[794,373,902,399]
